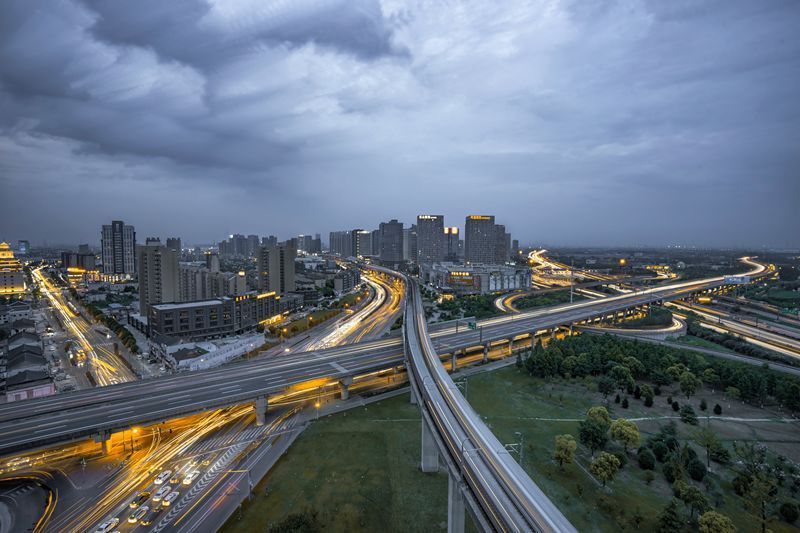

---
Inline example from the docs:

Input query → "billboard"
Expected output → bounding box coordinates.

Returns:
[723,275,751,285]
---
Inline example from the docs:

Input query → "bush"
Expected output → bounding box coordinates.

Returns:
[700,398,708,411]
[654,385,661,396]
[622,397,629,408]
[613,451,628,468]
[652,441,669,462]
[663,460,682,483]
[780,502,799,524]
[680,405,698,425]
[713,403,722,415]
[638,448,656,470]
[634,385,641,399]
[710,445,731,464]
[664,435,679,451]
[667,395,673,404]
[688,458,707,481]
[614,393,621,404]
[672,401,680,412]
[644,396,653,407]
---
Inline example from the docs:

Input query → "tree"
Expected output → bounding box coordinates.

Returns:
[698,511,737,533]
[641,384,654,402]
[680,405,698,425]
[700,398,708,411]
[657,500,684,533]
[579,417,608,457]
[644,396,654,407]
[268,511,322,532]
[553,434,577,469]
[680,371,701,399]
[678,483,709,519]
[693,426,720,467]
[780,501,799,524]
[610,365,635,391]
[688,458,707,481]
[744,471,778,533]
[672,401,680,412]
[621,397,629,408]
[589,452,620,487]
[638,447,656,470]
[587,406,611,427]
[610,418,640,453]
[713,403,722,415]
[597,375,615,399]
[614,393,621,404]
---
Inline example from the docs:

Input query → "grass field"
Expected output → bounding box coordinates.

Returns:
[281,309,342,337]
[674,334,737,353]
[222,396,461,532]
[463,367,800,532]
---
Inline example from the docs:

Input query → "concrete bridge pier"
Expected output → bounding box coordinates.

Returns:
[421,417,439,473]
[482,343,489,363]
[254,395,268,426]
[93,430,112,454]
[410,387,418,405]
[448,473,466,533]
[339,376,353,400]
[507,337,515,354]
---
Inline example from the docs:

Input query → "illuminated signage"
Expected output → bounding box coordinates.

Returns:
[467,215,492,221]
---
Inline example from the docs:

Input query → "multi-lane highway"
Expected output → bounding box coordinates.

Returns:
[0,257,769,459]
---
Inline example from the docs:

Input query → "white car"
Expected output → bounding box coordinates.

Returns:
[154,470,172,485]
[162,491,179,506]
[93,517,119,533]
[128,505,149,524]
[182,470,200,485]
[153,485,171,502]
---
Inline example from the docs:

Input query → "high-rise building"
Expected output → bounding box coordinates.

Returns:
[464,215,496,264]
[494,224,509,263]
[402,225,418,262]
[329,231,352,257]
[17,240,30,254]
[61,252,96,271]
[205,251,220,272]
[0,242,25,297]
[351,229,372,257]
[78,244,91,254]
[379,219,404,263]
[416,215,444,263]
[257,242,296,294]
[247,235,260,256]
[371,229,381,258]
[261,235,278,249]
[101,220,136,275]
[166,237,182,253]
[137,239,180,314]
[178,264,246,302]
[443,227,460,262]
[511,239,520,258]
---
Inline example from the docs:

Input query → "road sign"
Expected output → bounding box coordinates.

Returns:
[467,322,477,330]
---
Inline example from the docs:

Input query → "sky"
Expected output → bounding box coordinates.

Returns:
[1,0,798,249]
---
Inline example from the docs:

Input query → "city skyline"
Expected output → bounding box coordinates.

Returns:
[1,1,799,248]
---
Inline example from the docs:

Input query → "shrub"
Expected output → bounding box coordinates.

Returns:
[710,445,731,464]
[700,398,708,411]
[613,450,628,468]
[614,393,621,404]
[644,471,655,485]
[672,401,680,412]
[652,441,669,462]
[680,405,698,425]
[780,502,799,524]
[634,385,641,399]
[663,459,682,483]
[667,395,673,404]
[713,403,722,415]
[654,385,661,396]
[622,397,629,408]
[688,458,707,481]
[664,435,679,451]
[638,447,656,470]
[644,396,653,407]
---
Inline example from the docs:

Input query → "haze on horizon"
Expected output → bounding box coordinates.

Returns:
[0,0,798,249]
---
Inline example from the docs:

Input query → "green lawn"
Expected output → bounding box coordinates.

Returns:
[674,334,737,353]
[280,309,342,337]
[222,397,456,532]
[463,367,799,532]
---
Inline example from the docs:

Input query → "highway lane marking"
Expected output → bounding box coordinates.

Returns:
[329,362,348,373]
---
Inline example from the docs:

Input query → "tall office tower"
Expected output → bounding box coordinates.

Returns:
[350,229,372,257]
[137,239,180,314]
[101,220,136,275]
[17,240,30,254]
[261,235,278,248]
[402,225,418,262]
[165,237,182,253]
[311,234,322,254]
[328,231,352,257]
[416,215,445,263]
[257,242,296,294]
[443,227,460,262]
[379,219,404,263]
[78,243,90,254]
[371,229,381,257]
[246,235,260,256]
[205,251,220,272]
[464,215,496,264]
[494,224,509,263]
[297,234,314,254]
[511,239,520,258]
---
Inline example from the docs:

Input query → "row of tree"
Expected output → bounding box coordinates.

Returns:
[84,301,140,354]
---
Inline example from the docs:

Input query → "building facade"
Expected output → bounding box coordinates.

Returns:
[464,215,496,264]
[101,221,136,275]
[329,231,352,257]
[416,215,445,264]
[256,242,296,294]
[443,227,460,262]
[421,263,532,296]
[379,219,404,264]
[137,239,180,314]
[0,243,25,297]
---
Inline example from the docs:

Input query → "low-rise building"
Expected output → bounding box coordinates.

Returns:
[333,268,361,294]
[421,263,532,295]
[0,301,32,326]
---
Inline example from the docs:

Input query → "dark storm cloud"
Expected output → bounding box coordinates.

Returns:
[0,0,798,248]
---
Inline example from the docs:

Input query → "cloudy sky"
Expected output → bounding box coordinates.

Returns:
[1,0,798,248]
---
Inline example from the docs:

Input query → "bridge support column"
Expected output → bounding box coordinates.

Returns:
[507,337,515,354]
[339,377,353,401]
[421,418,439,473]
[448,473,465,533]
[569,322,574,336]
[410,388,418,405]
[482,343,489,363]
[93,430,112,455]
[255,395,268,426]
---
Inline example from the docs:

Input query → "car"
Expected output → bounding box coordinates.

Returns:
[200,458,211,466]
[154,470,172,484]
[162,491,179,506]
[93,517,120,533]
[153,485,171,502]
[139,506,162,526]
[129,491,150,508]
[182,470,200,485]
[169,472,180,484]
[128,505,149,524]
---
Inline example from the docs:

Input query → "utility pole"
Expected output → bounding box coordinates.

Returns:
[570,258,574,304]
